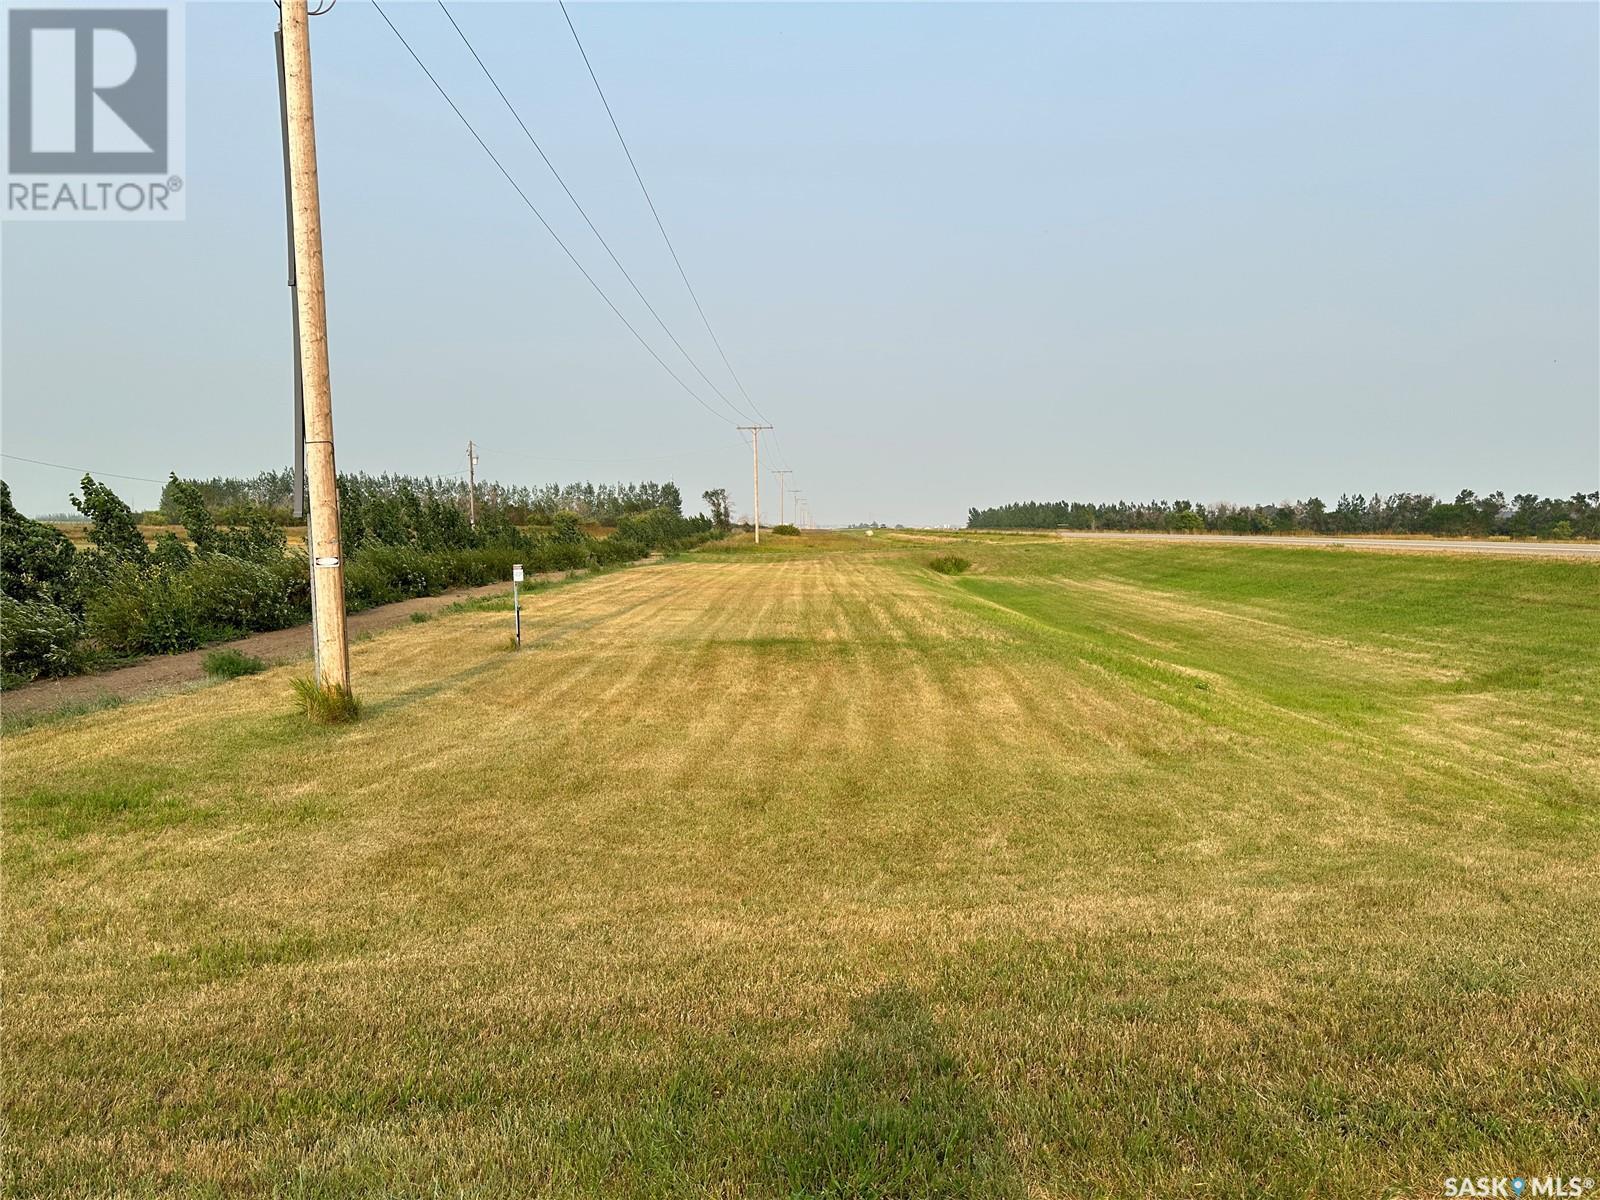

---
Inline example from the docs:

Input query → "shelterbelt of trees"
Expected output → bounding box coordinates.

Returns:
[0,472,719,685]
[967,491,1600,539]
[159,470,685,530]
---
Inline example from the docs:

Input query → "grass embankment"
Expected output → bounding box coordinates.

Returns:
[4,532,1598,1197]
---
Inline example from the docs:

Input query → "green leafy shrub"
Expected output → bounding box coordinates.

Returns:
[928,555,971,575]
[0,595,93,683]
[150,532,192,571]
[550,511,585,545]
[1,482,79,607]
[772,524,801,536]
[84,566,193,655]
[181,555,300,637]
[342,554,408,611]
[612,507,714,556]
[85,557,304,656]
[203,649,266,679]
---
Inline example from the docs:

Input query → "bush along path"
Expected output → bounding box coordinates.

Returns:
[0,560,631,722]
[0,474,717,689]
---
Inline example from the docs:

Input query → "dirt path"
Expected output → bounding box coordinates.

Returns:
[1,581,512,720]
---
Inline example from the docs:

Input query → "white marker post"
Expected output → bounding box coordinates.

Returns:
[511,564,523,648]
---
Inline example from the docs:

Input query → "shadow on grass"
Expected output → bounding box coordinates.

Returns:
[359,658,511,718]
[768,986,1020,1199]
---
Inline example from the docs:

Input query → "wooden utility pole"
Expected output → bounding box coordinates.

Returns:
[274,22,320,676]
[737,425,772,543]
[281,0,350,696]
[772,468,792,526]
[467,440,479,528]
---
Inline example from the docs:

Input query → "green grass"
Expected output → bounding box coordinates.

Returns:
[3,531,1598,1197]
[289,676,362,724]
[0,691,125,734]
[202,648,267,679]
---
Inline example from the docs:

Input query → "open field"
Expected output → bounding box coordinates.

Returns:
[4,531,1598,1197]
[46,524,299,550]
[1052,530,1600,558]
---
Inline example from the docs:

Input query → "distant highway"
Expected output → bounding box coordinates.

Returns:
[1054,531,1600,559]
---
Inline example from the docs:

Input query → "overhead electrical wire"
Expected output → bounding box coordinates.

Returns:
[372,1,747,437]
[556,0,793,470]
[1,452,166,485]
[437,2,758,428]
[556,2,768,425]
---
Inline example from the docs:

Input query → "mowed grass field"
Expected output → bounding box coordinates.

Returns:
[4,531,1598,1198]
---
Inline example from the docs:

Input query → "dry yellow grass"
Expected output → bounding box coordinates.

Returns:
[4,532,1598,1197]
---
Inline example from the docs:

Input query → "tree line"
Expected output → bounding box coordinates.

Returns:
[967,491,1599,539]
[159,470,685,528]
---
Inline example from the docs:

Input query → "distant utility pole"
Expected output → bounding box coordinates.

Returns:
[772,468,793,525]
[274,18,317,671]
[467,440,479,528]
[737,425,773,543]
[281,0,350,696]
[274,27,305,523]
[794,494,807,531]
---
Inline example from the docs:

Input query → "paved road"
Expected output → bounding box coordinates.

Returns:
[1055,531,1600,558]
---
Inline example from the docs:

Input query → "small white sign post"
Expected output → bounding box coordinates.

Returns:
[511,564,523,648]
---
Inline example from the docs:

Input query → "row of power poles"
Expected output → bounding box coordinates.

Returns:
[773,470,813,528]
[274,2,810,698]
[741,430,814,536]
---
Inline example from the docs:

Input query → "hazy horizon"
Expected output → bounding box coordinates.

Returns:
[4,1,1596,525]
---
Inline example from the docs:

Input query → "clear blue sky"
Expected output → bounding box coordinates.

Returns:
[3,1,1596,524]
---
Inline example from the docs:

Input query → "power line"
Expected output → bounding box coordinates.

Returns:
[1,452,166,485]
[556,1,783,453]
[437,2,757,427]
[372,1,744,434]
